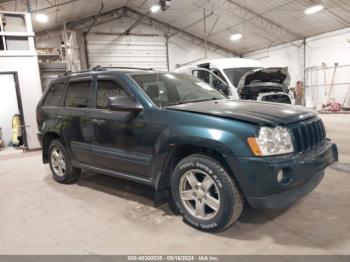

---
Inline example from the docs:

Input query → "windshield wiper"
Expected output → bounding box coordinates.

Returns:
[186,97,221,104]
[166,97,221,107]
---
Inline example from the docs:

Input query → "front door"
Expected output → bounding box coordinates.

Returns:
[89,76,153,177]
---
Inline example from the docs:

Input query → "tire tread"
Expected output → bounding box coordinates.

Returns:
[172,153,243,232]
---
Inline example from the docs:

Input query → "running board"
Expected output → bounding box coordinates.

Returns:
[79,163,153,186]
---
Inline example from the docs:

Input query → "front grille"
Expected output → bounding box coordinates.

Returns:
[291,119,326,153]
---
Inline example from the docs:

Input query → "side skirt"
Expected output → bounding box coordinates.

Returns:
[79,163,153,186]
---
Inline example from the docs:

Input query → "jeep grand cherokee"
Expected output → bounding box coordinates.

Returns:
[36,67,338,232]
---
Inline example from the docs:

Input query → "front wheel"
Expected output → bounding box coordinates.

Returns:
[171,154,243,232]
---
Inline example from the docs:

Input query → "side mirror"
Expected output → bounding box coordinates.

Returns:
[107,96,143,112]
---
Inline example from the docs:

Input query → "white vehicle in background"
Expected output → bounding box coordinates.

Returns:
[175,58,295,104]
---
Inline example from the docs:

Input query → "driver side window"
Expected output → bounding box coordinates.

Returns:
[96,80,126,109]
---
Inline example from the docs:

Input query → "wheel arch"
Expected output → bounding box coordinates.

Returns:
[42,132,61,163]
[155,144,243,194]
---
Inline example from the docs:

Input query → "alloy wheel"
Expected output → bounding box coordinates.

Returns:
[51,147,66,177]
[179,169,221,220]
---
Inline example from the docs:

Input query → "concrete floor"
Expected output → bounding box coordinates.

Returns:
[0,114,349,255]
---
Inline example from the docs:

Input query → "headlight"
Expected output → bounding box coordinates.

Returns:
[247,126,294,156]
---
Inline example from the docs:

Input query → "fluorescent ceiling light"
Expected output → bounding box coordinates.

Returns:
[165,73,175,79]
[304,5,324,15]
[150,4,161,13]
[230,33,242,41]
[35,13,48,23]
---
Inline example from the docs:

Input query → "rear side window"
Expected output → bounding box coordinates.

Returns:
[43,82,65,106]
[64,80,91,108]
[96,80,126,109]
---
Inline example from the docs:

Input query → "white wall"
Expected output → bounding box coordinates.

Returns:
[0,74,19,146]
[0,56,43,149]
[244,27,350,106]
[0,12,42,149]
[168,37,226,70]
[305,28,350,105]
[244,41,304,87]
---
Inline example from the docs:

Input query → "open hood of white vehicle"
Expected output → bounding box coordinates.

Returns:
[237,67,291,93]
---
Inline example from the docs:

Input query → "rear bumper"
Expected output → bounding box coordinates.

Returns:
[226,140,338,209]
[37,132,43,146]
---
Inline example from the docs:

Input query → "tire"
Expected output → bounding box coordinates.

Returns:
[171,154,243,232]
[48,139,80,184]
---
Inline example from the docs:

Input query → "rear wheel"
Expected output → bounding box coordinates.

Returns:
[48,139,80,184]
[171,154,243,232]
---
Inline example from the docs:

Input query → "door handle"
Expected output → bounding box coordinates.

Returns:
[91,119,106,125]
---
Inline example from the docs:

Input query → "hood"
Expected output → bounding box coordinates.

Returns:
[167,99,316,125]
[237,67,290,93]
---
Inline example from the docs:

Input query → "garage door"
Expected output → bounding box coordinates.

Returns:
[86,34,168,71]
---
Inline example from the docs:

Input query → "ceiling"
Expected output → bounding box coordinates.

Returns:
[1,0,350,55]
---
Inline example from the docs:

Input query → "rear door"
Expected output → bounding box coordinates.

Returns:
[89,75,153,177]
[60,77,94,165]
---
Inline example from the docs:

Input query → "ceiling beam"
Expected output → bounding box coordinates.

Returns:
[309,0,350,26]
[32,0,79,13]
[124,7,237,56]
[36,6,238,57]
[208,0,304,45]
[35,7,126,41]
[124,9,151,35]
[168,11,214,38]
[0,0,79,12]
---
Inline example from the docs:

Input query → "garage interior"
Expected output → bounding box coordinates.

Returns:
[0,0,350,256]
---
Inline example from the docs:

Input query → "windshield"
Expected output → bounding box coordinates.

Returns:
[223,67,261,87]
[131,73,226,107]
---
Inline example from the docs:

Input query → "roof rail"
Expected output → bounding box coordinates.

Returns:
[62,70,72,75]
[58,66,106,77]
[91,65,106,71]
[58,65,153,77]
[104,66,154,71]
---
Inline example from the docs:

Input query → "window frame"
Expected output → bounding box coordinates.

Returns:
[129,72,225,108]
[0,12,35,52]
[42,81,66,107]
[192,68,227,89]
[63,76,94,109]
[211,68,228,85]
[92,75,133,110]
[192,69,211,85]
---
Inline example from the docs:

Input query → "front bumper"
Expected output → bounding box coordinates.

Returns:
[226,140,338,209]
[247,168,324,209]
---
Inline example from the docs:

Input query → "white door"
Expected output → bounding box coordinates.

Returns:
[86,34,168,71]
[0,74,19,146]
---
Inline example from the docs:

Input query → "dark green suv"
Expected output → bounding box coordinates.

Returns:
[36,67,338,232]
